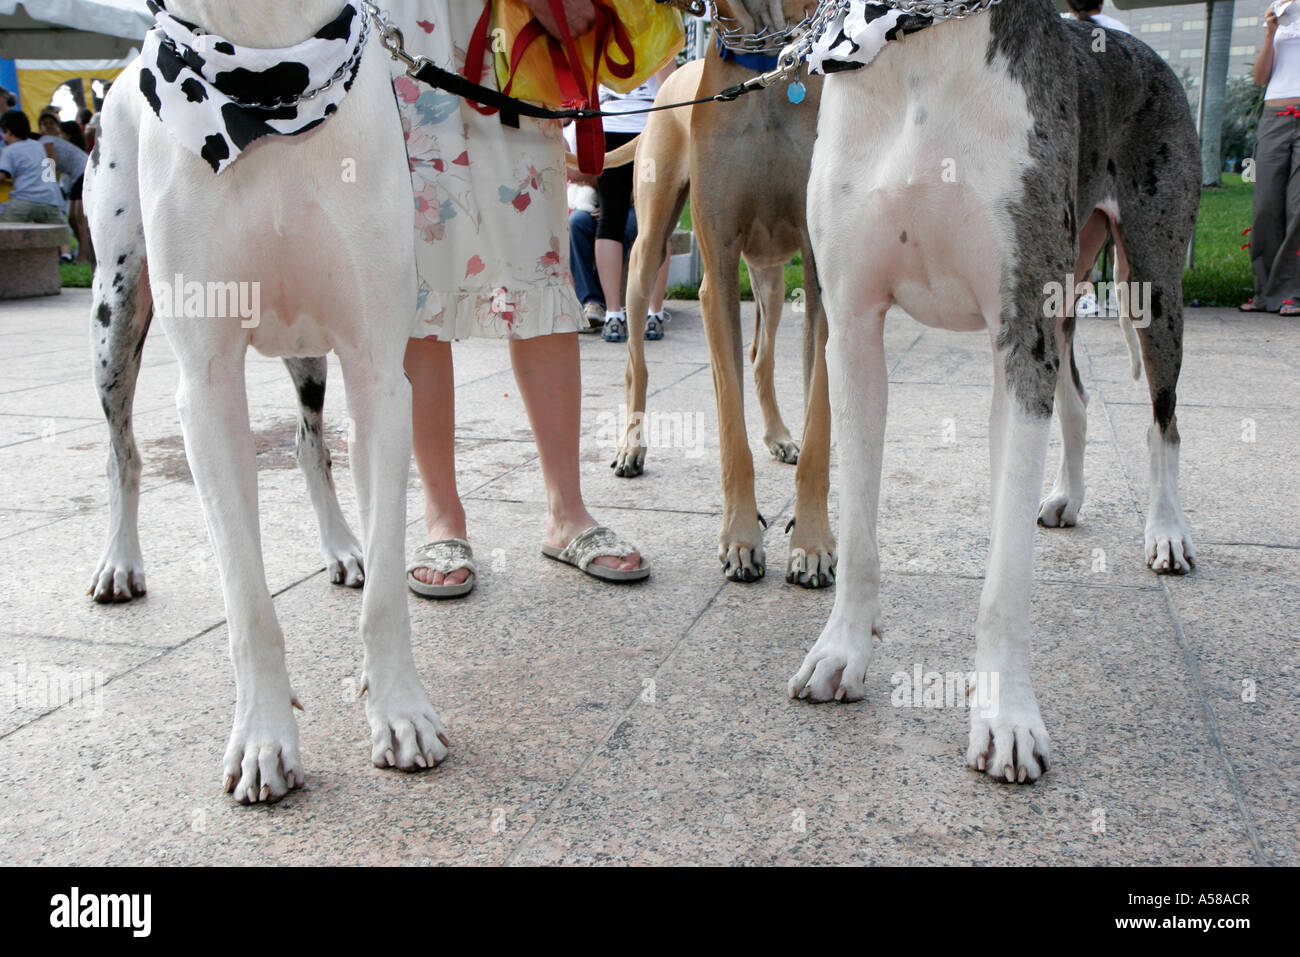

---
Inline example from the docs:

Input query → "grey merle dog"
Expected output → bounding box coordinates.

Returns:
[788,0,1200,783]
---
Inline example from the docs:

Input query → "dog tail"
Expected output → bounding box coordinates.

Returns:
[1119,312,1142,380]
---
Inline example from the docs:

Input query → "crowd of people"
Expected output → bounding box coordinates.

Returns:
[0,87,96,264]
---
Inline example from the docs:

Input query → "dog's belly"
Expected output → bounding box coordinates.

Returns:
[809,19,1034,332]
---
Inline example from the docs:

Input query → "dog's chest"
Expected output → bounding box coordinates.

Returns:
[813,18,1035,328]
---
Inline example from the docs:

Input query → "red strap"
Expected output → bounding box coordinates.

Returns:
[462,1,499,116]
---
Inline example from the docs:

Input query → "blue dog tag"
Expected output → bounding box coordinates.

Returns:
[787,80,806,105]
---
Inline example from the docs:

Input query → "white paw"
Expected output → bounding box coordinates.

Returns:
[1037,489,1082,528]
[223,694,304,804]
[323,536,365,587]
[966,691,1051,784]
[89,544,146,603]
[767,436,800,465]
[362,670,449,771]
[1145,519,1195,574]
[788,611,879,702]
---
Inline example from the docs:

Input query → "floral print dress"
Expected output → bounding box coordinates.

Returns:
[387,0,580,340]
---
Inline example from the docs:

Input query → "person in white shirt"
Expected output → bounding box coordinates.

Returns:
[1065,0,1130,33]
[1246,0,1300,314]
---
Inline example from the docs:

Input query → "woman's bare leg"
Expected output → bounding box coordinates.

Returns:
[509,332,642,571]
[404,337,470,587]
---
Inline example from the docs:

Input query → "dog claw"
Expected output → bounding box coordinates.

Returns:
[438,732,450,748]
[224,775,236,793]
[291,696,304,711]
[259,784,271,802]
[385,748,395,767]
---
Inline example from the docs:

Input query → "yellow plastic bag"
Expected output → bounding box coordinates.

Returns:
[489,0,684,107]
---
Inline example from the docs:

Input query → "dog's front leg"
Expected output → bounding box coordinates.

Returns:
[173,354,303,803]
[338,357,448,770]
[966,343,1053,783]
[788,305,887,701]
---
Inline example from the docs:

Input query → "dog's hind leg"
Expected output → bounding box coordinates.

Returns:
[1038,211,1108,529]
[1117,224,1195,574]
[337,347,448,770]
[613,132,689,478]
[1037,314,1088,528]
[85,81,152,603]
[282,357,364,586]
[747,260,799,465]
[785,248,835,589]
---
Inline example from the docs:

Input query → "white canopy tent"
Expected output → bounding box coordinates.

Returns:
[0,0,150,59]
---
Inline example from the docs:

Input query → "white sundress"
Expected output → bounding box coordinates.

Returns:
[386,0,581,340]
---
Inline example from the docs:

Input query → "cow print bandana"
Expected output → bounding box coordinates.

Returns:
[804,2,932,75]
[138,0,369,174]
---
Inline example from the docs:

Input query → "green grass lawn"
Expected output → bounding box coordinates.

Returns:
[666,177,1255,307]
[61,178,1254,307]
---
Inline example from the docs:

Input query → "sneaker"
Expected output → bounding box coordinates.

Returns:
[602,312,628,342]
[579,301,605,334]
[645,313,665,340]
[1075,293,1098,317]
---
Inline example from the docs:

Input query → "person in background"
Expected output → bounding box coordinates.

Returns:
[36,110,87,260]
[594,65,676,342]
[0,110,71,243]
[1065,0,1130,32]
[1245,0,1300,315]
[60,120,92,263]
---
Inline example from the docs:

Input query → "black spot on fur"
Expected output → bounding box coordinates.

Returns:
[117,254,127,266]
[1153,387,1176,432]
[900,231,908,243]
[215,41,235,55]
[1106,158,1116,176]
[113,272,124,288]
[156,41,186,84]
[115,208,124,217]
[296,376,326,413]
[96,302,112,327]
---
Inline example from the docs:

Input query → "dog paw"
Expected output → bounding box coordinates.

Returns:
[362,670,449,771]
[967,699,1051,784]
[1037,490,1082,528]
[720,542,765,582]
[788,613,878,702]
[223,696,304,804]
[88,546,147,603]
[611,445,646,478]
[324,539,365,587]
[1145,521,1195,575]
[787,519,836,589]
[767,437,800,465]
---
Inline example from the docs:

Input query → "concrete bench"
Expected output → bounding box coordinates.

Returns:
[0,223,66,299]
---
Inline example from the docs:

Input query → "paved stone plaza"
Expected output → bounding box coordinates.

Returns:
[0,289,1292,865]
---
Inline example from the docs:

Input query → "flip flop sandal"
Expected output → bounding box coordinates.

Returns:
[407,538,476,598]
[1238,298,1264,312]
[1280,300,1300,316]
[645,314,665,340]
[541,525,650,583]
[602,315,628,342]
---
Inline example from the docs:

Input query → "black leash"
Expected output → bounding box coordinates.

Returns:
[405,57,772,122]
